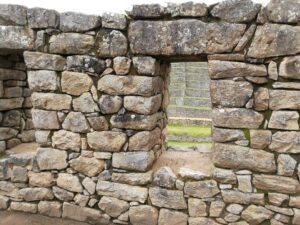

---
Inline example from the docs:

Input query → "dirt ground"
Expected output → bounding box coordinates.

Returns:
[0,211,89,225]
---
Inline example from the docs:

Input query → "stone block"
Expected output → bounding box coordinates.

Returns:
[0,4,27,25]
[129,205,158,225]
[184,180,219,198]
[70,156,104,177]
[102,13,127,30]
[20,187,54,201]
[10,202,37,213]
[60,12,101,32]
[124,95,162,115]
[97,30,127,57]
[0,98,24,111]
[61,71,93,96]
[57,173,83,193]
[66,55,105,74]
[222,190,265,205]
[62,112,90,133]
[266,0,300,23]
[269,111,299,130]
[32,109,59,129]
[38,201,62,218]
[28,70,58,91]
[0,26,34,50]
[99,196,129,218]
[36,147,68,170]
[27,7,59,28]
[31,92,72,111]
[132,56,160,76]
[111,171,153,186]
[270,131,300,153]
[28,171,55,187]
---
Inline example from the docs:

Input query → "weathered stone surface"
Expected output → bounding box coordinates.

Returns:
[98,75,162,97]
[178,167,209,181]
[11,166,27,182]
[57,173,83,193]
[28,171,54,187]
[99,196,129,218]
[49,33,94,55]
[97,30,127,57]
[112,171,153,186]
[158,209,188,225]
[211,0,261,22]
[87,116,108,131]
[62,112,90,133]
[70,156,104,177]
[153,166,176,189]
[32,109,59,129]
[0,4,27,25]
[270,90,300,110]
[129,205,158,225]
[269,111,299,130]
[1,110,21,127]
[98,95,123,114]
[35,130,51,146]
[129,128,161,151]
[250,129,271,149]
[234,24,256,52]
[279,55,300,79]
[253,174,300,194]
[168,2,207,17]
[82,177,96,195]
[184,180,219,198]
[113,56,131,75]
[61,71,93,96]
[222,190,265,205]
[212,108,264,129]
[248,24,300,58]
[28,70,58,91]
[66,55,105,74]
[24,51,66,71]
[20,187,53,201]
[268,61,278,80]
[38,201,61,218]
[210,80,252,107]
[62,202,110,225]
[31,92,72,111]
[210,200,225,217]
[52,130,81,151]
[0,68,26,81]
[27,7,59,28]
[3,86,22,98]
[212,128,245,143]
[0,98,24,111]
[269,193,289,207]
[73,92,99,113]
[237,175,252,192]
[128,4,166,18]
[10,202,37,213]
[266,0,300,23]
[0,195,9,209]
[208,60,266,79]
[129,20,246,55]
[111,112,162,130]
[189,217,221,225]
[112,151,155,172]
[96,181,148,203]
[133,56,160,76]
[188,198,207,217]
[254,87,269,111]
[0,26,34,50]
[87,131,127,152]
[213,168,237,184]
[149,187,187,209]
[0,128,18,140]
[293,208,300,225]
[36,148,68,170]
[289,196,300,208]
[124,95,162,115]
[213,143,276,173]
[269,131,300,153]
[102,13,127,30]
[241,205,273,225]
[273,82,300,89]
[60,12,101,32]
[52,186,74,201]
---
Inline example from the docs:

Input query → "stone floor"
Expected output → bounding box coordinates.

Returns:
[0,211,89,225]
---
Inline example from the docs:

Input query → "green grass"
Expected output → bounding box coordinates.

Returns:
[168,104,211,110]
[168,124,211,137]
[167,141,212,148]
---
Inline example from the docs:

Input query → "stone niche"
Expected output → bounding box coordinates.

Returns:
[0,1,300,225]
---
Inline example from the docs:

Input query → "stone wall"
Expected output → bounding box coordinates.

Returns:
[1,0,300,225]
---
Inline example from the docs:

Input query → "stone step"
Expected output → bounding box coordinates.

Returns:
[167,135,211,143]
[167,107,212,119]
[169,89,210,98]
[168,117,212,126]
[170,97,211,107]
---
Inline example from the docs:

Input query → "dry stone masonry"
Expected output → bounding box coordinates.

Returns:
[0,0,300,225]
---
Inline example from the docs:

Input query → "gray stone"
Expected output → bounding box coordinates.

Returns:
[10,202,37,213]
[87,131,127,152]
[87,116,109,131]
[62,202,110,225]
[265,205,293,216]
[27,7,59,28]
[96,180,148,203]
[3,86,22,98]
[28,171,55,188]
[253,174,300,194]
[73,92,99,113]
[124,95,162,115]
[49,33,94,55]
[28,70,58,91]
[270,90,300,110]
[52,130,81,151]
[0,98,24,111]
[212,108,264,129]
[279,55,300,79]
[98,95,123,114]
[289,196,300,208]
[210,200,225,217]
[110,112,162,130]
[184,180,219,198]
[237,175,252,192]
[0,68,26,81]
[132,56,160,76]
[250,129,271,149]
[61,71,93,96]
[179,167,209,181]
[269,111,299,130]
[149,187,187,209]
[293,209,300,225]
[66,55,106,74]
[211,0,261,22]
[188,198,207,217]
[129,128,161,151]
[112,171,153,186]
[57,173,83,193]
[270,131,300,153]
[0,128,18,140]
[20,187,54,201]
[99,196,129,218]
[31,92,72,111]
[113,56,131,75]
[112,151,155,172]
[153,166,176,188]
[241,205,273,225]
[129,20,246,55]
[52,186,74,201]
[189,217,221,225]
[0,195,9,209]
[98,75,162,97]
[62,112,90,133]
[0,26,34,50]
[222,190,265,205]
[213,143,276,173]
[60,12,101,32]
[11,166,27,183]
[129,205,158,225]
[0,4,27,25]
[158,209,187,225]
[36,147,68,170]
[38,201,61,218]
[168,2,207,17]
[70,156,104,177]
[128,4,166,18]
[213,168,237,184]
[268,61,278,80]
[254,87,269,111]
[97,30,127,57]
[212,128,245,143]
[102,13,127,30]
[35,130,51,146]
[32,109,60,129]
[248,24,300,58]
[269,193,289,207]
[234,24,257,52]
[266,0,300,23]
[273,82,300,89]
[227,204,243,215]
[210,80,253,107]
